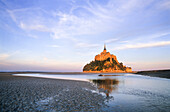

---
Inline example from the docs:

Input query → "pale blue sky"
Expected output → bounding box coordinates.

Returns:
[0,0,170,71]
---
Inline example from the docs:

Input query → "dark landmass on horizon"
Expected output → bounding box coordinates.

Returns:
[135,69,170,79]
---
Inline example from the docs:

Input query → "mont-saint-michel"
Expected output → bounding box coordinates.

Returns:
[1,0,170,111]
[83,45,132,73]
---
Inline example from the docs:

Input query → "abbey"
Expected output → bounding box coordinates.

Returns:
[83,45,132,73]
[95,44,119,63]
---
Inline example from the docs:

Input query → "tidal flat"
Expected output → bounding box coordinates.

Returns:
[0,73,106,111]
[0,72,170,112]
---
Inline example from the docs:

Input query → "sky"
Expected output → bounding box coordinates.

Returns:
[0,0,170,72]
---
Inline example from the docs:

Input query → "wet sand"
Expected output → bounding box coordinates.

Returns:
[0,73,106,111]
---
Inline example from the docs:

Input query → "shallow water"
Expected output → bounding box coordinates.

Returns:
[13,73,170,112]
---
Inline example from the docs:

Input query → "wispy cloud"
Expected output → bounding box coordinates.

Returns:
[19,22,49,32]
[76,42,99,48]
[0,54,10,60]
[120,41,129,43]
[0,51,20,61]
[159,0,170,10]
[105,38,119,43]
[27,34,38,38]
[138,32,170,39]
[114,41,170,50]
[48,45,60,48]
[0,57,82,71]
[5,0,154,40]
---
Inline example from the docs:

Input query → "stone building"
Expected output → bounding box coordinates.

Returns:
[95,44,118,63]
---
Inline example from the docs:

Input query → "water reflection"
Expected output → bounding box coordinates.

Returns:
[91,79,119,97]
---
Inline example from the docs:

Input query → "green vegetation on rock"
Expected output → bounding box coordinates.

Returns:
[83,58,125,71]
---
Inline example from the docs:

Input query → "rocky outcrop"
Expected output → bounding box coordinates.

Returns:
[83,45,132,73]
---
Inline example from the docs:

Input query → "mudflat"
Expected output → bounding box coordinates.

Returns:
[0,72,106,111]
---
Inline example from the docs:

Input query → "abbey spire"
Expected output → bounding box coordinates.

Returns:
[103,44,106,53]
[104,44,106,50]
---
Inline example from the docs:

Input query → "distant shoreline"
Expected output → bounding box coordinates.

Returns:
[0,71,86,75]
[0,71,135,74]
[0,69,170,79]
[83,71,135,73]
[135,69,170,79]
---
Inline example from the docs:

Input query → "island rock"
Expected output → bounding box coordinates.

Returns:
[83,45,132,73]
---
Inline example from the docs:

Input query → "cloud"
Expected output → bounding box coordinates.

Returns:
[0,56,83,71]
[6,9,17,23]
[125,61,170,71]
[27,34,38,38]
[6,0,153,40]
[0,51,20,61]
[114,41,170,50]
[105,38,119,43]
[0,54,10,60]
[159,0,170,10]
[75,42,99,48]
[120,41,129,43]
[19,22,49,32]
[49,45,60,48]
[139,32,170,39]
